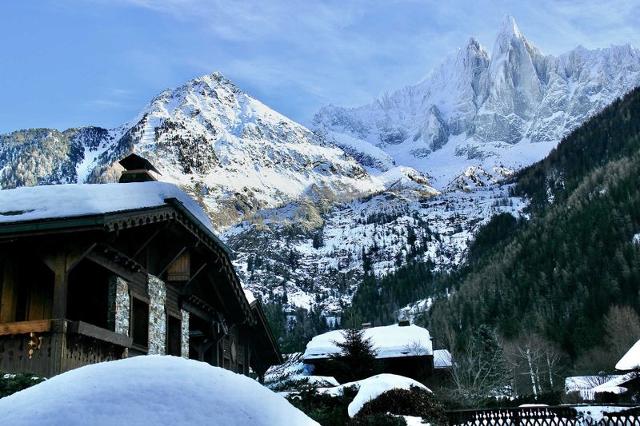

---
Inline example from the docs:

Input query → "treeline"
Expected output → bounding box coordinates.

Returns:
[426,86,640,372]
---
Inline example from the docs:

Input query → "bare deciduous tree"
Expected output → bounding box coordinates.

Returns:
[448,327,511,407]
[504,334,566,397]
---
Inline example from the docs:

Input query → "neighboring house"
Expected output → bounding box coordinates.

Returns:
[302,321,442,382]
[434,349,453,370]
[0,155,280,379]
[564,338,640,401]
[564,375,618,401]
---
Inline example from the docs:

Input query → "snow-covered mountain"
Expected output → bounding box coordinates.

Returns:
[313,16,640,188]
[1,73,436,227]
[1,17,639,318]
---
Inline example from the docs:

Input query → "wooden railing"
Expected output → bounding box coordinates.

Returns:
[446,405,640,425]
[0,320,52,336]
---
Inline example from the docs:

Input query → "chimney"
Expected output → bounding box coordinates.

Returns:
[361,322,372,329]
[398,319,410,327]
[118,153,161,183]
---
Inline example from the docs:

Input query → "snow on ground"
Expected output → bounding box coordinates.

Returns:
[573,405,633,423]
[0,182,215,234]
[303,324,432,360]
[401,415,428,425]
[0,356,317,426]
[615,339,640,370]
[319,373,430,417]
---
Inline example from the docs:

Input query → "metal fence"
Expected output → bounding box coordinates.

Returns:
[446,405,640,425]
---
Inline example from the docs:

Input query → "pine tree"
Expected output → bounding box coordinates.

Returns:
[330,328,378,381]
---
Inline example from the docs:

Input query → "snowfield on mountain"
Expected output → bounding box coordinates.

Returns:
[313,16,640,189]
[0,356,318,426]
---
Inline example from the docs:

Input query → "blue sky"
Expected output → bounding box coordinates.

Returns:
[1,0,639,132]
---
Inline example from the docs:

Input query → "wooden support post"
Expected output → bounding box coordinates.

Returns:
[41,243,96,320]
[42,253,70,320]
[0,258,16,323]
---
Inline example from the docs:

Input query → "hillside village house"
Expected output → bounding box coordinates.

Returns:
[565,338,640,401]
[302,321,452,383]
[0,155,280,379]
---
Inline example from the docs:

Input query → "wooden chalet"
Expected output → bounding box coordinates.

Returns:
[0,159,280,379]
[302,321,438,383]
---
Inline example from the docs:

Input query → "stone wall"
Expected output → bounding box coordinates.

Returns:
[108,276,130,336]
[181,310,190,358]
[147,275,166,355]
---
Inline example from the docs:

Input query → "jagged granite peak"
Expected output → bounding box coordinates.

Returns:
[314,17,640,189]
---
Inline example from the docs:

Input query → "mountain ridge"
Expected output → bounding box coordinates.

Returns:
[314,16,640,189]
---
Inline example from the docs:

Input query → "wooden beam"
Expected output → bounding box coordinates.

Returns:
[0,319,51,336]
[157,246,188,277]
[182,262,208,294]
[68,321,132,347]
[67,242,98,272]
[132,226,165,258]
[86,250,147,285]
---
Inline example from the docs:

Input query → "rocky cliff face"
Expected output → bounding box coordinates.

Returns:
[313,16,640,188]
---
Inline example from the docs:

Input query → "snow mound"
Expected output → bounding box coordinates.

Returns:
[303,324,433,360]
[320,373,430,417]
[616,339,640,370]
[0,356,318,426]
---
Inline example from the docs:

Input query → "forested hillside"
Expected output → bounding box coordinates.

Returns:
[426,86,640,370]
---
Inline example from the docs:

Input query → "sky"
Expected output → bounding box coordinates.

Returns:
[1,0,639,132]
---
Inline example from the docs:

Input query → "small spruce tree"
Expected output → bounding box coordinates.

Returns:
[330,328,378,381]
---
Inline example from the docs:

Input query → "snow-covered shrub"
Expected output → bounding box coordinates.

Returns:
[287,385,358,426]
[0,372,44,399]
[355,385,447,425]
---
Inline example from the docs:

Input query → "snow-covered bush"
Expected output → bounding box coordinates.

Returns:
[355,386,447,425]
[0,372,44,399]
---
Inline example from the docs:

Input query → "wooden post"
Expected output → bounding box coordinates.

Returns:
[41,245,92,321]
[0,258,17,323]
[42,253,69,320]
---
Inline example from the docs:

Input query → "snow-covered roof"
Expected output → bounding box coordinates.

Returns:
[319,373,430,418]
[303,324,433,360]
[591,372,638,395]
[616,339,640,370]
[243,289,256,305]
[433,349,452,368]
[0,182,215,234]
[564,375,616,392]
[0,356,317,426]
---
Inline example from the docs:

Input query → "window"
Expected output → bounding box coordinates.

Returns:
[167,315,182,356]
[131,298,149,348]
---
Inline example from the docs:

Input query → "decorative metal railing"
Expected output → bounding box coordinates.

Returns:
[446,405,640,425]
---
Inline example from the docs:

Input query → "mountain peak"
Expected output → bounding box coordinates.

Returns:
[499,15,522,39]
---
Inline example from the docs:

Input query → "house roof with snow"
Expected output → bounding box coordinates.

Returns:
[0,182,226,246]
[433,349,453,369]
[302,324,433,361]
[616,339,640,371]
[592,372,639,395]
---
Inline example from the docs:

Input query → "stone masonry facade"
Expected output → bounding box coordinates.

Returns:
[147,274,167,355]
[181,309,190,358]
[108,276,130,336]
